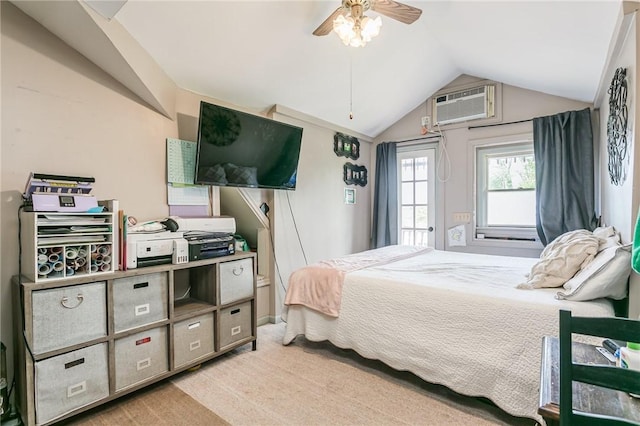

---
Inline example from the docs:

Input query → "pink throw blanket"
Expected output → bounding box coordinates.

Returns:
[284,245,432,317]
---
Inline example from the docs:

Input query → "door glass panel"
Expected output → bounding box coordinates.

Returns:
[415,230,428,246]
[401,206,414,228]
[414,156,428,180]
[415,181,428,204]
[415,206,428,228]
[402,182,414,204]
[401,229,414,245]
[401,159,414,181]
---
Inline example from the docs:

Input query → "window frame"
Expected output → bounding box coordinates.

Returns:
[473,136,540,244]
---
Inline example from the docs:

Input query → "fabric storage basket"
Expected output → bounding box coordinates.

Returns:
[114,326,168,391]
[34,343,109,425]
[31,281,107,354]
[219,258,253,305]
[113,272,168,332]
[173,313,215,368]
[219,301,252,348]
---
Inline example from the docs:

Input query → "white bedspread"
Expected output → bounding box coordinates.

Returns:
[282,246,615,423]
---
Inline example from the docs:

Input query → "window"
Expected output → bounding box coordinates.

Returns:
[475,141,538,241]
[397,148,435,247]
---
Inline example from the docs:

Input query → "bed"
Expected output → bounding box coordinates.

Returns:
[282,236,630,423]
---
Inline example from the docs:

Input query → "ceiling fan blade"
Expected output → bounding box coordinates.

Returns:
[371,0,422,25]
[313,6,346,36]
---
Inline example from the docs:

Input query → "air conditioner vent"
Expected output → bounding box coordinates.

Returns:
[432,85,495,126]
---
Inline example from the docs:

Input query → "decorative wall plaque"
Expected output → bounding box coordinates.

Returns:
[606,67,628,186]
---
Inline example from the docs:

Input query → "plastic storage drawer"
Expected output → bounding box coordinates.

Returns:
[173,313,215,368]
[219,258,253,305]
[219,302,252,348]
[113,272,168,332]
[31,281,107,354]
[114,326,168,391]
[34,343,109,424]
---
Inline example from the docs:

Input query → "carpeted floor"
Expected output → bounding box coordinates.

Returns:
[64,322,539,425]
[63,380,228,425]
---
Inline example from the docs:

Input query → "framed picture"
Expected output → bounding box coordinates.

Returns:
[344,188,356,204]
[334,132,360,160]
[343,162,368,186]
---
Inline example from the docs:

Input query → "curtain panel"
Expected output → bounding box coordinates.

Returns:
[533,107,598,246]
[371,142,398,248]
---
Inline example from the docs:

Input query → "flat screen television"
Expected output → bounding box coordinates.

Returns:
[194,101,304,190]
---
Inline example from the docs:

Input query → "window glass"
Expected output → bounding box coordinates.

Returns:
[476,141,538,241]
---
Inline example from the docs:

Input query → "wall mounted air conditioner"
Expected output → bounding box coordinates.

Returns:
[432,85,495,126]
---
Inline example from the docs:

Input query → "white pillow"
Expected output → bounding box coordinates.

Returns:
[593,226,617,239]
[556,244,631,301]
[592,226,622,252]
[517,229,600,289]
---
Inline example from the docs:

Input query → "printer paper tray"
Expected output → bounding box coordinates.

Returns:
[137,256,172,268]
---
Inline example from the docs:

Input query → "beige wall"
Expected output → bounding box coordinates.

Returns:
[272,112,372,321]
[1,2,370,388]
[1,2,176,382]
[375,75,592,258]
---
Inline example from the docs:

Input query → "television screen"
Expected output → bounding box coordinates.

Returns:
[194,101,303,190]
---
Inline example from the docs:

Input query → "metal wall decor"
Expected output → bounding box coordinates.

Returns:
[606,67,628,186]
[334,132,360,160]
[343,162,367,186]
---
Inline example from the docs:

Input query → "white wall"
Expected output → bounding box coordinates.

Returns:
[375,75,592,258]
[1,2,371,394]
[597,10,639,318]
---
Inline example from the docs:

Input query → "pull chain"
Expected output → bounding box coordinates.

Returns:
[349,53,353,120]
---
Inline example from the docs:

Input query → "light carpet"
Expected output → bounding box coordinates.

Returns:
[172,322,537,425]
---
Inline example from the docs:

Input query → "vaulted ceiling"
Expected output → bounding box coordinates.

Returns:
[12,1,624,139]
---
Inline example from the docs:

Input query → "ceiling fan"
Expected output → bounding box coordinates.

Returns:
[313,0,422,46]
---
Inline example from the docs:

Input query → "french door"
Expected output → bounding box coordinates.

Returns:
[397,148,436,247]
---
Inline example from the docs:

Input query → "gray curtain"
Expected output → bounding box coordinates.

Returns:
[533,107,598,245]
[371,142,398,248]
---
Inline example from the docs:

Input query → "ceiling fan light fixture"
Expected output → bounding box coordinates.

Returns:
[361,15,382,41]
[333,13,381,47]
[333,14,356,44]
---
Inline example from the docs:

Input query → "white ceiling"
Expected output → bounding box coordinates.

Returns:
[21,1,626,138]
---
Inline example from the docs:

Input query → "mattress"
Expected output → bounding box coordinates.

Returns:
[282,246,615,422]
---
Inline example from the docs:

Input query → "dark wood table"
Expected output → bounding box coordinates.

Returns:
[538,336,640,425]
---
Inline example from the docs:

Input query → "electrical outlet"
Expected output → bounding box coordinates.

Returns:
[421,116,430,128]
[453,212,471,223]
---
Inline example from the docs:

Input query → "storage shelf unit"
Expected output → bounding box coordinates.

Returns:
[13,252,257,426]
[21,212,116,282]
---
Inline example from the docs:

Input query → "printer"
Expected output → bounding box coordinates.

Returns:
[174,216,237,261]
[126,231,188,269]
[125,216,237,268]
[174,216,236,234]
